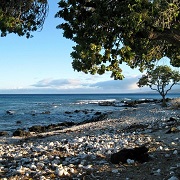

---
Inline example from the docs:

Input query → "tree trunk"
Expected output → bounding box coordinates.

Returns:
[162,95,167,107]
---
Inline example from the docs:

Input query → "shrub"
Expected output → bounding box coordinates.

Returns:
[170,98,180,109]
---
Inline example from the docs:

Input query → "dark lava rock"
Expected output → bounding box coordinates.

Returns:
[110,145,149,164]
[125,123,149,132]
[81,113,108,124]
[94,112,102,115]
[13,129,30,137]
[16,121,22,124]
[6,110,15,115]
[0,131,9,136]
[74,110,81,113]
[98,101,114,106]
[65,111,72,114]
[28,125,46,133]
[41,111,51,114]
[166,127,179,134]
[167,117,177,122]
[58,121,75,127]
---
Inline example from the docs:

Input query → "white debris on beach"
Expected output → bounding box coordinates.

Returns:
[0,103,179,179]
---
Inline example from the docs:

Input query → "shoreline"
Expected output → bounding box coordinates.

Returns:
[0,102,179,179]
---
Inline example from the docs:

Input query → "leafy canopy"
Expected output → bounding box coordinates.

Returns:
[0,0,49,38]
[56,0,180,79]
[137,65,180,106]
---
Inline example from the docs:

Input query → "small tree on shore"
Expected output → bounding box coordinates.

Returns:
[137,65,180,107]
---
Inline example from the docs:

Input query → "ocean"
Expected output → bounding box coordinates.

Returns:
[0,93,179,133]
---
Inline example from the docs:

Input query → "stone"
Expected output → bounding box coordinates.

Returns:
[94,111,102,115]
[168,176,179,180]
[16,121,22,124]
[0,131,9,136]
[110,145,149,164]
[6,110,15,115]
[41,111,50,114]
[13,129,30,137]
[29,125,46,133]
[166,127,179,134]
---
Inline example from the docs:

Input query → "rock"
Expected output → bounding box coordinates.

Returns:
[166,127,179,134]
[153,169,161,175]
[41,111,50,114]
[83,113,108,124]
[6,110,15,115]
[74,110,80,113]
[16,120,22,124]
[127,159,135,164]
[168,176,179,180]
[0,131,9,136]
[58,122,75,127]
[82,110,89,114]
[98,101,114,106]
[173,150,178,155]
[13,129,30,137]
[110,145,149,164]
[112,169,119,173]
[94,112,102,115]
[167,117,177,122]
[123,101,137,107]
[65,111,72,114]
[28,125,46,133]
[125,123,148,132]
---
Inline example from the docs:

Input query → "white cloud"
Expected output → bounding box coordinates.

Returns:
[32,78,82,89]
[30,76,141,93]
[1,74,179,94]
[89,76,140,92]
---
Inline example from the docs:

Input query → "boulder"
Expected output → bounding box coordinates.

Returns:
[98,101,114,106]
[13,129,30,137]
[16,120,22,124]
[65,111,72,114]
[28,125,46,133]
[74,110,80,113]
[166,127,180,134]
[94,112,102,115]
[110,145,149,164]
[6,110,15,115]
[0,131,9,136]
[41,111,50,114]
[58,122,75,127]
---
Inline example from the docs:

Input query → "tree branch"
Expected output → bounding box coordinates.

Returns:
[135,27,180,47]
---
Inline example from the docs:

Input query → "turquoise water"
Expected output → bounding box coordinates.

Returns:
[0,93,179,132]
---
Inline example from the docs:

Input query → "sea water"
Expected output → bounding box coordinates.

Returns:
[0,93,179,132]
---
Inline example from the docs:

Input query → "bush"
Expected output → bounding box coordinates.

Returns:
[170,98,180,109]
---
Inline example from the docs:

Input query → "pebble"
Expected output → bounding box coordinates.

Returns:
[0,131,153,178]
[168,176,179,180]
[127,159,135,164]
[112,169,119,173]
[173,150,178,155]
[153,169,161,175]
[0,103,179,179]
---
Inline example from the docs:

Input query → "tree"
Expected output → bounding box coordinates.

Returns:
[137,65,180,106]
[56,0,180,79]
[0,0,49,38]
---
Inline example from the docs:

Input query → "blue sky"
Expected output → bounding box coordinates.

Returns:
[0,1,179,94]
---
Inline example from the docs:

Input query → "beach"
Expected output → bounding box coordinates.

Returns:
[0,101,179,180]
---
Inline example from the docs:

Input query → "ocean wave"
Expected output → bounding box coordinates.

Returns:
[74,99,117,105]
